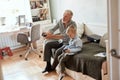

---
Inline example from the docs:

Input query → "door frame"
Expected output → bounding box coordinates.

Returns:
[107,0,120,80]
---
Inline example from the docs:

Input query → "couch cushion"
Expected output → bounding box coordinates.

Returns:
[77,23,85,38]
[99,33,108,48]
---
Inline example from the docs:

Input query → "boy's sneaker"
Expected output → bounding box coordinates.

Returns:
[58,73,65,80]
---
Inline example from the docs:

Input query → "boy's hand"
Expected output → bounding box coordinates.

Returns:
[65,49,70,53]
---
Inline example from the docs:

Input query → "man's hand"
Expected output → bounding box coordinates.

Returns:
[42,32,55,39]
[65,49,70,53]
[45,33,54,39]
[43,31,63,40]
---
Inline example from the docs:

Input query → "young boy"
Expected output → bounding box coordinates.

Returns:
[58,25,83,80]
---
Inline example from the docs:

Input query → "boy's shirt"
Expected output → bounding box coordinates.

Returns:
[64,35,83,53]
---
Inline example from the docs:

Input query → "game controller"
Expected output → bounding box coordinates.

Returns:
[42,32,47,37]
[63,49,67,52]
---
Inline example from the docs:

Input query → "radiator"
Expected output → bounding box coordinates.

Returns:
[0,32,21,49]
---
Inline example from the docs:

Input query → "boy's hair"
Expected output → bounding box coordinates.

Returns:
[66,25,77,34]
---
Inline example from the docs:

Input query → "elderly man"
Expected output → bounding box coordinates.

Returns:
[42,10,77,73]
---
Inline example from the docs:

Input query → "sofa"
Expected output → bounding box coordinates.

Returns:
[55,23,108,80]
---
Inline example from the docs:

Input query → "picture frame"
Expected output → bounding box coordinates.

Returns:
[18,15,26,26]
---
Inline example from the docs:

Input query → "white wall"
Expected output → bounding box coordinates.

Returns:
[0,0,32,25]
[50,0,107,26]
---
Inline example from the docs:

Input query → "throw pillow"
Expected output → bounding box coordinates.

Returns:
[99,33,108,48]
[77,23,85,38]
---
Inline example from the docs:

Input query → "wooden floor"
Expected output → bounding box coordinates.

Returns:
[0,39,108,80]
[0,40,74,80]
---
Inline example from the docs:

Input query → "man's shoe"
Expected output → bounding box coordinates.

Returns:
[58,73,65,80]
[42,69,48,73]
[42,68,55,73]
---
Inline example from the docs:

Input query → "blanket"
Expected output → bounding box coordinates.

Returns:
[65,42,106,80]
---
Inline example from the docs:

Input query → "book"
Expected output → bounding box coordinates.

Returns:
[94,52,106,57]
